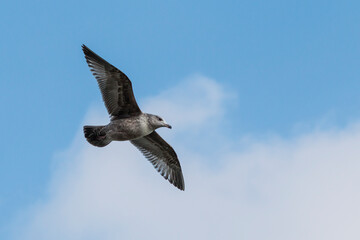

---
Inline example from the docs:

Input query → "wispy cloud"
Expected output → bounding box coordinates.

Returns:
[14,75,360,240]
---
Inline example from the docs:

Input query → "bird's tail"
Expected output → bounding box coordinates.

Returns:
[83,125,111,147]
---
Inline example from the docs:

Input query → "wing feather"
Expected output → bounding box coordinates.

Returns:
[82,45,141,118]
[131,131,185,190]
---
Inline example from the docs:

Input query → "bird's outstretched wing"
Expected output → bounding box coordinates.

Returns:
[82,45,141,119]
[131,131,185,190]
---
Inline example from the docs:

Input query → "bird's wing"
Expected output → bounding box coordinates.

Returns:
[82,45,141,119]
[131,131,185,190]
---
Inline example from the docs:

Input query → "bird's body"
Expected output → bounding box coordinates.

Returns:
[85,113,164,144]
[81,45,185,190]
[109,114,154,141]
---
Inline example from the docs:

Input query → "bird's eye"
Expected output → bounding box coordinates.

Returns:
[158,117,163,121]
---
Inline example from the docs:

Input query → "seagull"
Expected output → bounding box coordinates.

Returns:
[81,45,185,190]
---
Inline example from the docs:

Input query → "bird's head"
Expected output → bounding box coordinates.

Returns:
[148,114,172,129]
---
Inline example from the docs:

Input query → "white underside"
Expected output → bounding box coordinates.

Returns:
[139,115,153,137]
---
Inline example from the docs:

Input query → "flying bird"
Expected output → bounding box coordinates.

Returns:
[81,45,185,190]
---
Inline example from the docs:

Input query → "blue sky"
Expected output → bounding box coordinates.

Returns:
[1,0,360,239]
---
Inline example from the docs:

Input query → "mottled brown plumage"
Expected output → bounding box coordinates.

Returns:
[131,132,184,189]
[82,45,185,190]
[82,45,141,119]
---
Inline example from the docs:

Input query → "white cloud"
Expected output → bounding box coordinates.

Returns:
[14,75,360,240]
[142,75,226,127]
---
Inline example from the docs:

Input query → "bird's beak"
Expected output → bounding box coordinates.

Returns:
[165,124,172,129]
